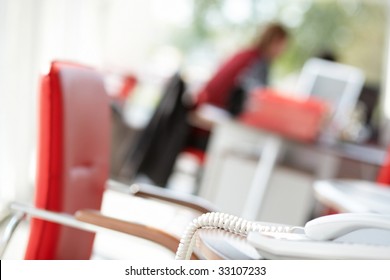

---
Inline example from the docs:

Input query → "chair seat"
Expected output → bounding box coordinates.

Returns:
[314,179,390,214]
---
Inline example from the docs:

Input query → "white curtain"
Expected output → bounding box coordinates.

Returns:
[0,0,41,209]
[0,0,178,212]
[0,0,106,211]
[380,1,390,146]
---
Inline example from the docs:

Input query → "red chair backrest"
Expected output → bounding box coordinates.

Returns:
[25,61,110,259]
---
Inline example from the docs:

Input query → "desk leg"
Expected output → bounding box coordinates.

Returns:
[316,153,340,179]
[241,136,283,220]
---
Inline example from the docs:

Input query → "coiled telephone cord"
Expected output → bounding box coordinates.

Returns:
[175,212,294,260]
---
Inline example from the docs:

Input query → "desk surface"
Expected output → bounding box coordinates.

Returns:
[194,104,387,166]
[234,120,387,167]
[314,179,390,214]
[313,139,387,166]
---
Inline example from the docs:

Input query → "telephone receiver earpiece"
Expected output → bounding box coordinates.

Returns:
[304,213,390,241]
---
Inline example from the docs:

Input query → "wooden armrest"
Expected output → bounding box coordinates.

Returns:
[131,184,217,214]
[107,179,217,214]
[9,203,198,259]
[75,209,198,259]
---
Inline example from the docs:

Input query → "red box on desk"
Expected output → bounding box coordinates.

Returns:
[239,89,329,142]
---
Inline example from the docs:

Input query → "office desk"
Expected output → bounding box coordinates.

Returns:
[198,120,386,225]
[314,179,390,214]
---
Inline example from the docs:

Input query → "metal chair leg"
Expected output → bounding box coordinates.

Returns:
[0,211,25,259]
[0,210,12,227]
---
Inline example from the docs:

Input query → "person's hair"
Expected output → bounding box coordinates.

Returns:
[254,23,288,54]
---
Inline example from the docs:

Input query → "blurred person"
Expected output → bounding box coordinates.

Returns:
[196,23,289,116]
[164,24,289,191]
[188,23,289,151]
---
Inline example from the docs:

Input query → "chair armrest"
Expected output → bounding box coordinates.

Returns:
[0,202,12,226]
[8,203,198,259]
[75,210,190,257]
[107,179,217,214]
[2,202,103,259]
[10,202,99,232]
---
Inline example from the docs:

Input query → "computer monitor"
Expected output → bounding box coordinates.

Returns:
[296,58,365,137]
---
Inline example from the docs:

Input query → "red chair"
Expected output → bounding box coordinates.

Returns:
[24,61,110,259]
[376,147,390,186]
[0,61,213,259]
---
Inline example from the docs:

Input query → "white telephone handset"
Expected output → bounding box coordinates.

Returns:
[175,212,390,260]
[249,213,390,259]
[305,213,390,240]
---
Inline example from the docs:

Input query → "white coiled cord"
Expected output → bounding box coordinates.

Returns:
[175,212,293,260]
